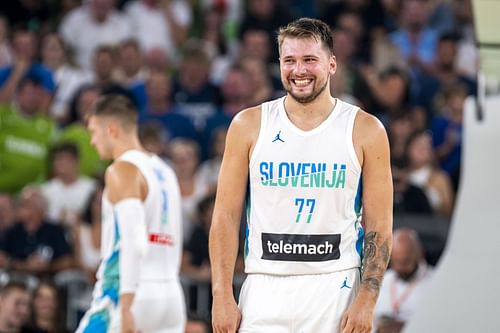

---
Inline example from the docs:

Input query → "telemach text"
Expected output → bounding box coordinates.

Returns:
[261,232,341,262]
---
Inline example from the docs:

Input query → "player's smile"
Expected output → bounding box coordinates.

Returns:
[292,78,314,87]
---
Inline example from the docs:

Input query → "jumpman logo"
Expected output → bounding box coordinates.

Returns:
[272,130,285,143]
[340,277,351,289]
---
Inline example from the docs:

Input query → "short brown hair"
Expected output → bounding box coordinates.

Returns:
[90,94,138,128]
[0,281,29,297]
[277,18,334,55]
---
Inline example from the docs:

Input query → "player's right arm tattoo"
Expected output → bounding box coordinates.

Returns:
[361,231,391,295]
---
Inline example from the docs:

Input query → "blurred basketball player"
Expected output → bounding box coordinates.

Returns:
[76,95,185,333]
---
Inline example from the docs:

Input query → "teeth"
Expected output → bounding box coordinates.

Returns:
[294,79,311,86]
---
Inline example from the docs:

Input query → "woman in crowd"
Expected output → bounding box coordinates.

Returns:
[405,130,454,218]
[30,280,68,333]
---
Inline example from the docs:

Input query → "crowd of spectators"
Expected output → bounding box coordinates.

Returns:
[0,0,476,331]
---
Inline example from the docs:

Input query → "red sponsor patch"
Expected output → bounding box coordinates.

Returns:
[149,233,173,246]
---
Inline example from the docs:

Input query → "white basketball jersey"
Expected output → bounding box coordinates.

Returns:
[97,150,183,291]
[246,97,364,275]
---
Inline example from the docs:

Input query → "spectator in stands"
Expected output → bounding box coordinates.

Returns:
[199,5,236,86]
[329,27,359,103]
[72,184,103,282]
[139,121,171,160]
[59,84,106,177]
[238,56,278,105]
[30,280,68,333]
[388,112,415,166]
[116,39,147,86]
[124,0,191,62]
[169,138,208,244]
[0,76,57,194]
[239,0,292,63]
[239,28,272,65]
[432,82,466,192]
[196,0,242,45]
[140,70,198,142]
[59,0,132,70]
[181,194,215,281]
[430,33,476,94]
[405,130,454,217]
[219,63,253,114]
[413,32,476,116]
[320,0,386,53]
[0,16,11,67]
[203,64,253,144]
[0,186,74,276]
[392,162,433,215]
[0,27,55,113]
[143,47,170,72]
[374,228,433,333]
[334,11,367,62]
[41,143,96,226]
[185,313,210,333]
[357,66,411,121]
[452,0,478,81]
[196,127,227,195]
[370,30,408,76]
[40,33,91,124]
[91,45,118,89]
[0,281,36,333]
[390,0,439,74]
[0,193,16,237]
[171,41,221,131]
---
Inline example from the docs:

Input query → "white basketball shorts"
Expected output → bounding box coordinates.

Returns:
[238,268,360,333]
[76,279,186,333]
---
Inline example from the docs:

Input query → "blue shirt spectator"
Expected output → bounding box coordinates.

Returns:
[0,63,55,93]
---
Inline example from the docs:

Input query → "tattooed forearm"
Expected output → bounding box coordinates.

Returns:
[361,231,391,295]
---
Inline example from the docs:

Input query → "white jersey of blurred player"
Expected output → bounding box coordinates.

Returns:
[76,150,185,333]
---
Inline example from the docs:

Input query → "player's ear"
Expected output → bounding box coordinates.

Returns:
[107,121,120,139]
[329,54,337,75]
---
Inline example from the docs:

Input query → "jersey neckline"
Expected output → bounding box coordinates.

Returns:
[278,96,343,136]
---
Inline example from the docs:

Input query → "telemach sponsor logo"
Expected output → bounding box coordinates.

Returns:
[261,233,341,262]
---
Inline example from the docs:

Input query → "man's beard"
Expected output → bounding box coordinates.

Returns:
[284,77,329,104]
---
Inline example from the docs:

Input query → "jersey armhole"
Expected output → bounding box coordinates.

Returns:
[249,103,268,169]
[116,152,151,203]
[346,108,362,172]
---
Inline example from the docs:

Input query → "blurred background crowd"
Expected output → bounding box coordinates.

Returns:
[0,0,476,332]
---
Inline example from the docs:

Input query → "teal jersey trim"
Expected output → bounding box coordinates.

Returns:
[82,309,111,333]
[100,213,121,305]
[244,184,251,258]
[354,175,363,217]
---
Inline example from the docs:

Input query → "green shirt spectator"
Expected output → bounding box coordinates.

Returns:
[0,77,57,194]
[60,84,107,177]
[59,124,107,177]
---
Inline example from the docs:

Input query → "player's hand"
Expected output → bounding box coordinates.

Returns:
[121,308,139,333]
[212,295,241,333]
[340,297,375,333]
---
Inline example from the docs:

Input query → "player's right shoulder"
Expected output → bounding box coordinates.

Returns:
[228,105,261,142]
[231,105,261,126]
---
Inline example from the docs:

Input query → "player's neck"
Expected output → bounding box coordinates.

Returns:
[112,137,144,160]
[284,93,336,130]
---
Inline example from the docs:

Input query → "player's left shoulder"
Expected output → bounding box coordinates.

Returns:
[353,109,389,149]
